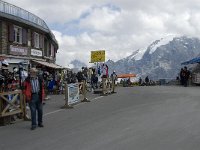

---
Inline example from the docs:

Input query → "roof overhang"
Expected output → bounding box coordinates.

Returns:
[32,60,63,69]
[181,57,200,65]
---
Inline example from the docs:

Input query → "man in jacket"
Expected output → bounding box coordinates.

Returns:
[23,68,45,130]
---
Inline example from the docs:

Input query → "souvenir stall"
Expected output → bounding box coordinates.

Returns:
[30,60,64,95]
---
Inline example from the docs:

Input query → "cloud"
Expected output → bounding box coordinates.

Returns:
[79,5,121,33]
[4,0,200,67]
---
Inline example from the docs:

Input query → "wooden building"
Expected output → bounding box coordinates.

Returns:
[0,1,61,70]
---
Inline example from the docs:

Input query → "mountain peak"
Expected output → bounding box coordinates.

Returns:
[129,35,177,61]
[149,35,176,54]
[107,35,200,80]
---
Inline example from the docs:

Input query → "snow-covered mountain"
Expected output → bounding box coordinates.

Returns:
[107,36,200,80]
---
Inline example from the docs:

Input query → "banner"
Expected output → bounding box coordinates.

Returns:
[67,83,80,105]
[91,50,105,63]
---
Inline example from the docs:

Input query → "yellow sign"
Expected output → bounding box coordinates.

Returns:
[91,50,105,63]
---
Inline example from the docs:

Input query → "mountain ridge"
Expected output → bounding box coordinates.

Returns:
[107,36,200,80]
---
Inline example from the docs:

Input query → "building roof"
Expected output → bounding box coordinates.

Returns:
[0,0,58,47]
[181,57,200,65]
[32,60,63,69]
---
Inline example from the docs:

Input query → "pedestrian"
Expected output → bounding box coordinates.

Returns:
[183,66,190,87]
[139,77,142,85]
[180,68,184,85]
[145,76,149,86]
[23,68,45,130]
[111,71,117,84]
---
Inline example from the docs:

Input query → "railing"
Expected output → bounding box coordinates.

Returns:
[0,90,27,125]
[0,0,58,44]
[0,0,48,30]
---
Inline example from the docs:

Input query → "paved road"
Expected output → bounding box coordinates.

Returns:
[1,86,200,150]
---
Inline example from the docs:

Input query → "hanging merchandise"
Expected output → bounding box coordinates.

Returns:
[1,60,9,67]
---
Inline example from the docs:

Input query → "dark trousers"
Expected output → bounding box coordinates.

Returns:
[184,79,188,87]
[29,94,43,127]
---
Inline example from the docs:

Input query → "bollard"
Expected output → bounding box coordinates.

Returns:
[81,80,90,102]
[61,82,73,109]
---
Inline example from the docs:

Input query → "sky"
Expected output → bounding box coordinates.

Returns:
[4,0,200,67]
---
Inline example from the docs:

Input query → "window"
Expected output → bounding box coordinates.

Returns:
[51,44,54,57]
[34,32,40,48]
[14,26,22,44]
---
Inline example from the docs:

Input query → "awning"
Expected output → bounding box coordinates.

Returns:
[117,74,136,78]
[32,60,63,69]
[181,57,200,65]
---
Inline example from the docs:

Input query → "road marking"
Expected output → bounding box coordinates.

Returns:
[44,109,64,116]
[93,96,104,100]
[43,96,104,117]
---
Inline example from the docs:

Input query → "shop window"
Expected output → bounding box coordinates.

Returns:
[14,25,22,44]
[34,32,40,48]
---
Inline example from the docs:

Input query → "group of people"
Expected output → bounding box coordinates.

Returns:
[0,60,22,93]
[0,61,117,130]
[23,64,117,130]
[138,76,156,86]
[179,66,191,87]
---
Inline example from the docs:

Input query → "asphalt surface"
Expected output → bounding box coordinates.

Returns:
[1,85,200,150]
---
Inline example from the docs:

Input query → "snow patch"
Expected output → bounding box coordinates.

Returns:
[131,47,148,61]
[149,35,175,54]
[159,62,171,70]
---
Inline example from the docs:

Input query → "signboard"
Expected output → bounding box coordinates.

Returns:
[91,50,105,63]
[10,45,28,56]
[31,49,42,57]
[67,83,80,105]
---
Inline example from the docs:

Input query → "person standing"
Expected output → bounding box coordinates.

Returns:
[180,68,184,85]
[145,76,149,86]
[183,66,190,87]
[23,68,45,130]
[139,77,142,85]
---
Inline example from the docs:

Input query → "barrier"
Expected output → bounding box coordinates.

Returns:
[102,78,116,95]
[0,90,27,125]
[61,83,74,109]
[61,80,90,109]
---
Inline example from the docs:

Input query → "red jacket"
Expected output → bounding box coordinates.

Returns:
[23,77,45,102]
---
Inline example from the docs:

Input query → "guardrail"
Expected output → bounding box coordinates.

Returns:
[0,1,48,30]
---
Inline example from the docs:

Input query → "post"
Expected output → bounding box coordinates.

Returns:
[102,78,107,95]
[81,80,90,102]
[61,82,73,109]
[111,78,116,93]
[22,93,30,121]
